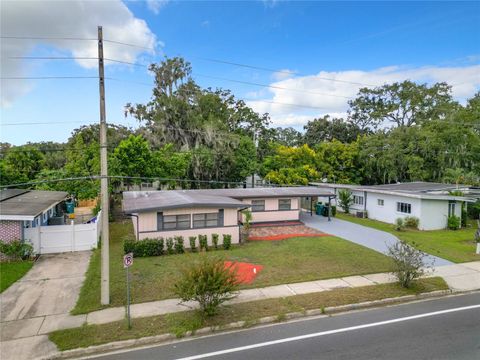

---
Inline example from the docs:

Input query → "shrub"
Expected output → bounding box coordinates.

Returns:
[222,234,232,250]
[331,205,337,217]
[189,236,197,252]
[166,237,175,254]
[241,210,252,243]
[338,189,353,214]
[387,240,432,288]
[461,208,467,227]
[394,217,405,231]
[212,234,219,250]
[123,238,164,257]
[174,256,239,316]
[447,215,460,230]
[404,216,420,229]
[174,236,185,254]
[199,235,208,252]
[0,240,33,260]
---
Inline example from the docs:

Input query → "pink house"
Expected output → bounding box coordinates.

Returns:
[122,187,334,247]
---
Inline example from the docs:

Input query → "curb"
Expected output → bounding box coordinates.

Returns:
[47,289,454,360]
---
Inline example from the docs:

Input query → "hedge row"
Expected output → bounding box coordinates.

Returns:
[124,234,233,257]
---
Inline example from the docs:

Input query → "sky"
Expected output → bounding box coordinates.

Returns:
[1,0,479,145]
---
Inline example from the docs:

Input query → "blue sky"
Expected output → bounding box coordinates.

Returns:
[1,0,479,145]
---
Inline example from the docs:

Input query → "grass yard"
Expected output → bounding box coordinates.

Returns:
[72,220,393,314]
[53,277,447,350]
[0,261,33,293]
[336,213,479,263]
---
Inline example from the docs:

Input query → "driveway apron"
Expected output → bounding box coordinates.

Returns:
[300,212,452,267]
[0,251,92,360]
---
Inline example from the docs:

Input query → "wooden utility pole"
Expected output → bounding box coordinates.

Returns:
[98,26,110,305]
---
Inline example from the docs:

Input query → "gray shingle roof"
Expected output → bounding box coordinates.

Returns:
[123,191,248,214]
[123,187,334,213]
[0,189,68,219]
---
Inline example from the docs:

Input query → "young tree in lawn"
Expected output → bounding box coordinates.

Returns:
[174,256,239,316]
[338,189,354,214]
[387,240,433,288]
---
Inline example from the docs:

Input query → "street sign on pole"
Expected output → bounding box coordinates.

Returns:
[124,253,133,328]
[124,253,133,268]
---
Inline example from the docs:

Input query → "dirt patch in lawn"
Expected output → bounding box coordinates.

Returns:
[225,261,263,284]
[249,223,328,241]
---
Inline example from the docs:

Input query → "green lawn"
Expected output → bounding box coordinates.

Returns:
[72,220,393,314]
[336,213,479,263]
[0,261,33,293]
[53,277,447,350]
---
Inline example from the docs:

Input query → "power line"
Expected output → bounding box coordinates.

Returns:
[1,121,91,126]
[103,39,155,51]
[0,35,96,41]
[0,175,247,189]
[193,73,353,99]
[1,76,98,80]
[194,57,378,87]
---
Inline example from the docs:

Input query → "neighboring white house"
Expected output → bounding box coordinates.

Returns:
[310,182,476,230]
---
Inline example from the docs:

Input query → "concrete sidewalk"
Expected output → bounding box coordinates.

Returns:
[2,260,479,360]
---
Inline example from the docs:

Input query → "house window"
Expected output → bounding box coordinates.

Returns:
[157,213,190,230]
[278,199,291,210]
[193,212,221,228]
[377,199,384,206]
[397,202,411,214]
[448,201,456,217]
[251,200,265,212]
[353,195,364,205]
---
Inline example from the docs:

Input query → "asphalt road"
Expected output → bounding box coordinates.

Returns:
[90,292,480,360]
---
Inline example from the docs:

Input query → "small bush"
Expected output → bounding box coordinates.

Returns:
[394,217,405,231]
[0,240,33,260]
[338,189,353,214]
[388,240,432,288]
[223,234,232,250]
[174,236,185,254]
[212,234,219,250]
[166,237,175,254]
[447,215,460,230]
[174,256,239,316]
[461,208,467,227]
[331,205,337,217]
[123,238,164,257]
[189,236,197,252]
[199,235,208,252]
[404,216,420,229]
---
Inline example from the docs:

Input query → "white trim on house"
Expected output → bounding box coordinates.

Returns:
[0,215,35,221]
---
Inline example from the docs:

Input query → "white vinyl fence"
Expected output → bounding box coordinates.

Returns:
[25,211,101,254]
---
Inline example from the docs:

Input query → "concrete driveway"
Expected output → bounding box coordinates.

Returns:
[300,212,452,267]
[0,251,91,360]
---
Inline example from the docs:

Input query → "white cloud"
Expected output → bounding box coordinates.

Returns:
[0,0,158,107]
[247,63,480,128]
[271,69,296,81]
[201,20,210,28]
[146,0,169,15]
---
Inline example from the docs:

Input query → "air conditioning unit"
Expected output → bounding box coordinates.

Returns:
[356,211,367,218]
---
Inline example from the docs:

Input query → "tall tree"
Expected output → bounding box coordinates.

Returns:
[303,115,365,146]
[348,81,455,129]
[273,127,303,147]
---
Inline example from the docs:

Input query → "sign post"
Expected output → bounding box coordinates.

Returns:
[123,253,133,328]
